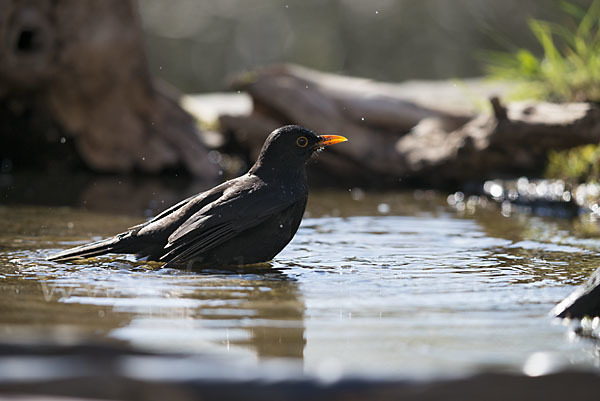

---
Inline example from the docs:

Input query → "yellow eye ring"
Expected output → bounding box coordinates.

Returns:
[296,136,308,148]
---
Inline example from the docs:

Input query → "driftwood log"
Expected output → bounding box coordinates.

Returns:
[397,100,600,185]
[0,0,217,179]
[220,65,600,187]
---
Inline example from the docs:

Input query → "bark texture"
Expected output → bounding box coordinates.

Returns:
[220,65,600,186]
[0,0,217,178]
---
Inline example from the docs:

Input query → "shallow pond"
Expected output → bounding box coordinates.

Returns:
[1,178,600,381]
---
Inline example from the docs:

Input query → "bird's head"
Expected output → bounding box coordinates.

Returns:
[250,125,347,179]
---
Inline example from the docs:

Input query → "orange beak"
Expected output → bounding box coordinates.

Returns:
[317,134,348,147]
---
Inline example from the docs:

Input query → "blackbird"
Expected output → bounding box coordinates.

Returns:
[48,125,347,267]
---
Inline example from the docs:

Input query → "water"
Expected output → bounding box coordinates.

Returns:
[1,186,600,381]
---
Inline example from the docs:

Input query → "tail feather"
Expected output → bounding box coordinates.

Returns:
[47,236,124,262]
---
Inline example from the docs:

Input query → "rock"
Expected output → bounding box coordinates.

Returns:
[553,267,600,319]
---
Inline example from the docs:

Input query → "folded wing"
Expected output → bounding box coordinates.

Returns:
[159,180,299,265]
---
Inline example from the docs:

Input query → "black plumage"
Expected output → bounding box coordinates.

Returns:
[47,125,347,267]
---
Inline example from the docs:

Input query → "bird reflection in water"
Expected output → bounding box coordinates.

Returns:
[188,264,306,359]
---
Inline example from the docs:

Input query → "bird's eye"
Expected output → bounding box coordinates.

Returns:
[296,136,308,148]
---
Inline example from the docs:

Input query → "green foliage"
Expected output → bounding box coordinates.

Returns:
[486,1,600,183]
[545,144,600,182]
[485,0,600,102]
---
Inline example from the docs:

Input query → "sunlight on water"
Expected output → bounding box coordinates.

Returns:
[1,191,600,380]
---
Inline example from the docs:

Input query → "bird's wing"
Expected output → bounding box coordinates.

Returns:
[160,181,301,264]
[131,181,230,236]
[126,194,197,232]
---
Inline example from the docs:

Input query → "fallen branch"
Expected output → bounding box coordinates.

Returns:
[223,65,600,186]
[397,99,600,182]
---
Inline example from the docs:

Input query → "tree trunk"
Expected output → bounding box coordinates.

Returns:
[0,0,218,179]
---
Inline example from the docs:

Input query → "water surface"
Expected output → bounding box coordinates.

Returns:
[1,187,600,380]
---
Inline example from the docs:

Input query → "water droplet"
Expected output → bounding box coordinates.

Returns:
[489,183,503,198]
[501,200,512,217]
[351,188,365,201]
[377,203,390,214]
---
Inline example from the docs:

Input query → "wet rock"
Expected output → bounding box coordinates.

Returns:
[445,177,600,219]
[480,178,579,218]
[553,267,600,319]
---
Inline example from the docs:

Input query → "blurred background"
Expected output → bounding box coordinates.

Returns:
[2,0,598,205]
[140,0,590,93]
[4,3,600,400]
